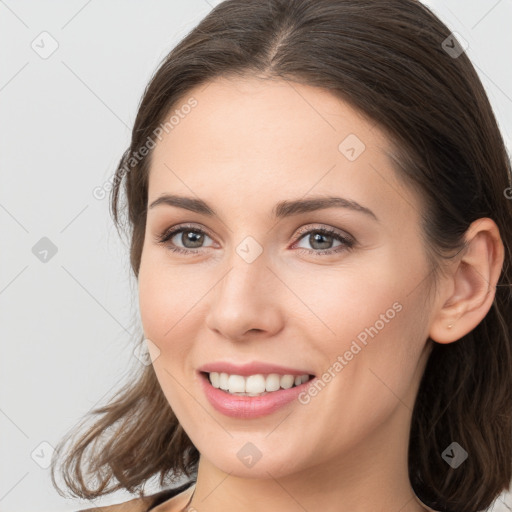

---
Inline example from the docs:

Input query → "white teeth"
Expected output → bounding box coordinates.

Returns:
[266,373,281,392]
[228,374,245,393]
[219,372,229,391]
[280,374,294,389]
[246,374,266,394]
[207,372,311,395]
[209,372,220,388]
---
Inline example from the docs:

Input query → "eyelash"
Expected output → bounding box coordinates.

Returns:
[154,223,355,257]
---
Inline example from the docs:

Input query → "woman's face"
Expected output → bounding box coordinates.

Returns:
[138,76,436,480]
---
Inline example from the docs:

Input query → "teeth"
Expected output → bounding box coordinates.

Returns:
[207,372,311,395]
[209,371,220,388]
[228,374,245,393]
[266,374,280,392]
[219,372,229,390]
[246,374,266,393]
[280,374,294,389]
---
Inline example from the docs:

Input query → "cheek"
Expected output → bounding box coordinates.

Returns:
[293,277,429,452]
[286,259,402,341]
[138,254,204,415]
[138,249,207,342]
[290,247,430,383]
[138,263,170,342]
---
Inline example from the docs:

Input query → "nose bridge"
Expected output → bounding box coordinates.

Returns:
[217,246,269,307]
[217,228,269,295]
[205,245,282,339]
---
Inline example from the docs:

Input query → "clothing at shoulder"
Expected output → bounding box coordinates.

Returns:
[75,481,195,512]
[74,494,152,512]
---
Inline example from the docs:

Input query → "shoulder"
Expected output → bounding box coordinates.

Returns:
[74,494,152,512]
[75,481,195,512]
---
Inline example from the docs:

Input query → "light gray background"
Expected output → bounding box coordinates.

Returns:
[1,1,511,511]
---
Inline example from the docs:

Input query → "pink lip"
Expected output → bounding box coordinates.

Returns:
[198,371,317,419]
[197,361,314,377]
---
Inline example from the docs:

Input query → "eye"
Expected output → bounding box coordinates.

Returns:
[155,223,355,257]
[292,226,355,256]
[155,224,215,255]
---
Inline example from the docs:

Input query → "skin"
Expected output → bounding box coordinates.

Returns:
[138,76,504,512]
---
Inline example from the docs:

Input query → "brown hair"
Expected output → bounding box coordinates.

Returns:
[51,1,512,510]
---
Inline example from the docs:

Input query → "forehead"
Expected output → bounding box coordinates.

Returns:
[147,76,420,224]
[153,75,387,160]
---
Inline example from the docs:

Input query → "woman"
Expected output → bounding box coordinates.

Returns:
[51,1,512,511]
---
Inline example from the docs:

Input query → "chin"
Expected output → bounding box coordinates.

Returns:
[195,435,312,480]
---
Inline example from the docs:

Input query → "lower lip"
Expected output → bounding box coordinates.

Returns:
[199,372,316,419]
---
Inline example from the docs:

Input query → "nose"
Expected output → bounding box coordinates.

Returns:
[204,255,284,342]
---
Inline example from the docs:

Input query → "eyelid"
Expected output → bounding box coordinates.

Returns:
[293,223,355,243]
[153,222,215,244]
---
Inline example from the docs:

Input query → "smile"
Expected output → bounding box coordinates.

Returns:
[198,371,317,419]
[206,371,313,396]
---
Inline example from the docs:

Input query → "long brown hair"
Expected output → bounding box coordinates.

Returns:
[50,1,512,510]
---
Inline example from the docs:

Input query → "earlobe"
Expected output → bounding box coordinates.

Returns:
[428,218,504,344]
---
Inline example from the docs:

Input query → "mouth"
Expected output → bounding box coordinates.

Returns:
[198,369,317,418]
[200,371,316,397]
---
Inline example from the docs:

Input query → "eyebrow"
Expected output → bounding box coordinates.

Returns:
[148,194,378,221]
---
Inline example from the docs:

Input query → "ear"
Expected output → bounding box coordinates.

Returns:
[429,218,505,344]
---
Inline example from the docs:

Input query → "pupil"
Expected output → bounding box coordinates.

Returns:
[183,231,204,248]
[310,232,332,250]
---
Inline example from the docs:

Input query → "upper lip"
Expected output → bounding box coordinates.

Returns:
[197,361,314,377]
